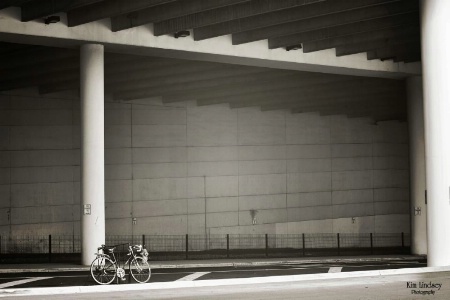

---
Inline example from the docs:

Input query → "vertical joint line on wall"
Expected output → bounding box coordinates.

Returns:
[329,120,332,232]
[371,125,375,229]
[237,108,240,227]
[329,128,332,192]
[131,103,134,182]
[185,104,188,234]
[204,175,207,241]
[285,110,288,225]
[71,97,75,239]
[8,94,12,235]
[131,103,134,236]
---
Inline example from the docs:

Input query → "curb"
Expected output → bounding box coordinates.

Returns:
[0,255,425,273]
[152,255,425,269]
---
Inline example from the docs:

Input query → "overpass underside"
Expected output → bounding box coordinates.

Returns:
[0,0,447,267]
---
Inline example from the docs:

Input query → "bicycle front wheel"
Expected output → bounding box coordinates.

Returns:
[130,257,151,283]
[90,256,117,285]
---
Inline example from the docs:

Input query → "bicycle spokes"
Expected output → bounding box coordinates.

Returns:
[90,256,116,285]
[130,257,151,283]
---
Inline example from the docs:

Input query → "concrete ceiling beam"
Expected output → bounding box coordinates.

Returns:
[395,53,422,63]
[291,100,401,115]
[39,58,194,94]
[39,58,227,94]
[367,42,421,60]
[38,80,78,95]
[106,60,268,82]
[0,57,79,82]
[105,59,184,76]
[1,47,78,70]
[194,0,399,41]
[160,72,352,103]
[0,44,48,59]
[234,0,418,45]
[111,0,248,32]
[0,42,32,55]
[67,0,174,27]
[335,35,420,57]
[302,25,419,53]
[0,67,79,91]
[260,90,404,111]
[316,103,404,118]
[226,78,403,108]
[104,52,161,64]
[349,110,406,121]
[20,0,103,22]
[0,45,134,72]
[268,11,418,49]
[0,0,32,10]
[153,0,324,36]
[235,89,403,110]
[109,68,275,94]
[116,71,309,102]
[197,78,353,107]
[298,99,402,115]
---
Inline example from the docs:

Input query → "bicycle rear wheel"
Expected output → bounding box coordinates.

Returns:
[130,257,151,283]
[90,256,117,285]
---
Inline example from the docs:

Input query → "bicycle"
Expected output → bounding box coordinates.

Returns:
[90,243,151,285]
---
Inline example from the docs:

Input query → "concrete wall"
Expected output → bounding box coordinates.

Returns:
[0,91,410,237]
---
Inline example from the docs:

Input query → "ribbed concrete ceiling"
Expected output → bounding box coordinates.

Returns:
[1,0,416,121]
[0,0,420,63]
[0,41,406,122]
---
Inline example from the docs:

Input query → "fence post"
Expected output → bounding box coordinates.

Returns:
[302,233,305,256]
[401,232,405,252]
[48,235,52,263]
[337,233,340,256]
[226,234,229,258]
[142,234,146,247]
[185,234,189,260]
[370,233,373,255]
[265,234,268,257]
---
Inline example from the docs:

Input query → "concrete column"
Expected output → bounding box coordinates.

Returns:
[80,44,105,265]
[406,76,427,255]
[420,0,450,266]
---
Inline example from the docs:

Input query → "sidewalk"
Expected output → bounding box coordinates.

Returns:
[0,254,426,273]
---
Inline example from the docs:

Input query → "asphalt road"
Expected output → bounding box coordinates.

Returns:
[0,260,426,289]
[2,259,450,300]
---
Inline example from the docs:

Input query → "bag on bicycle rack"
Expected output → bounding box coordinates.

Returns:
[131,244,149,262]
[141,248,149,262]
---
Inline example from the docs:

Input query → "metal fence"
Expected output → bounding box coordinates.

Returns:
[0,233,410,263]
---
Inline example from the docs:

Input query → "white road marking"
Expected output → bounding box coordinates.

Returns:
[0,277,52,289]
[328,267,343,273]
[176,272,210,281]
[156,267,307,275]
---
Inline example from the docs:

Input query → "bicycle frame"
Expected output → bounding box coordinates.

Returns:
[109,246,139,265]
[94,244,147,279]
